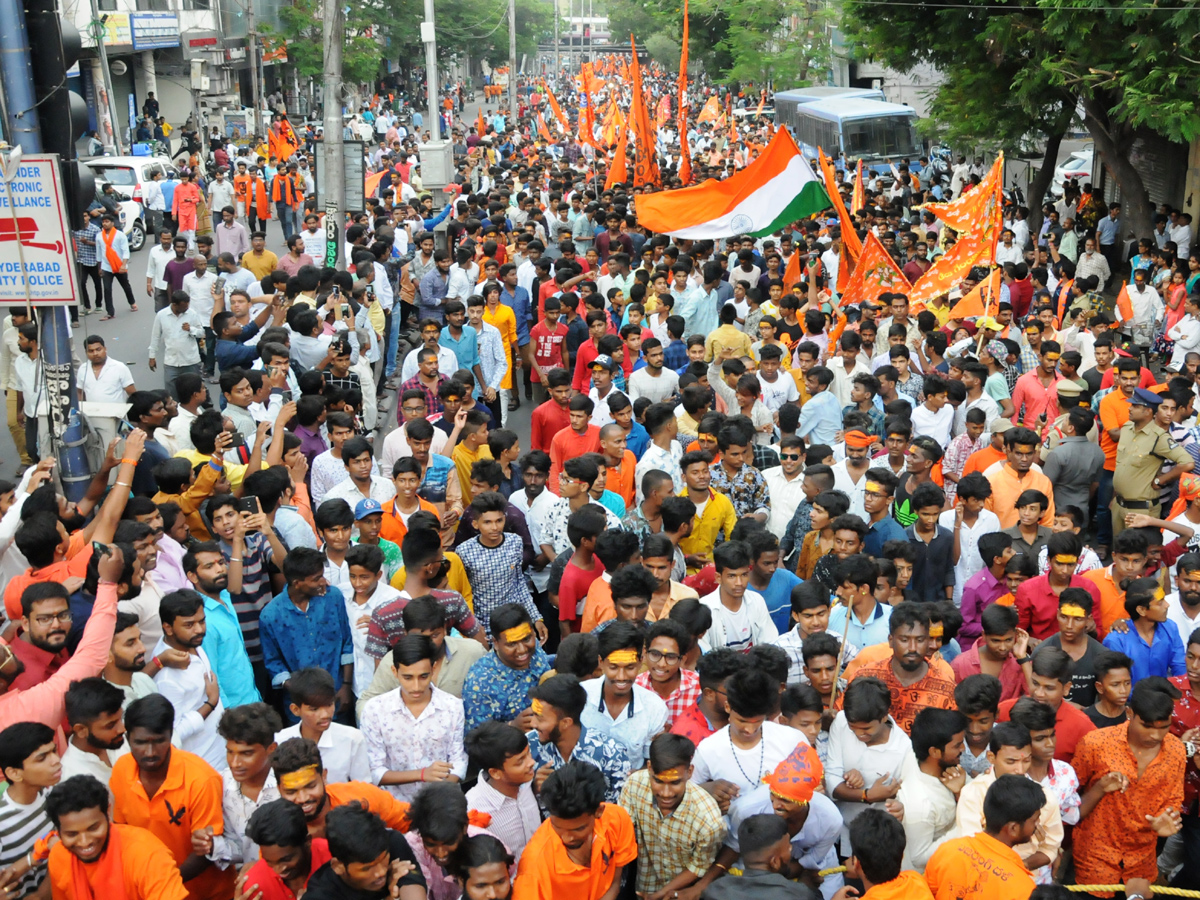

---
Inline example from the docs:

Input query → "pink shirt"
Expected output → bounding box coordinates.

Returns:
[1010,370,1063,438]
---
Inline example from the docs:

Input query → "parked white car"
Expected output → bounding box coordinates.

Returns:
[1051,148,1093,196]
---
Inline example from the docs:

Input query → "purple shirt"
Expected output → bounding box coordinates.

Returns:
[959,567,1009,645]
[163,258,194,296]
[295,424,329,470]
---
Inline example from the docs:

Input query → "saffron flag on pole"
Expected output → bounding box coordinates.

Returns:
[697,96,721,124]
[838,232,911,307]
[919,154,1004,244]
[851,159,865,213]
[635,127,830,239]
[537,113,553,143]
[908,228,995,308]
[606,119,629,189]
[818,148,862,259]
[677,0,692,185]
[949,267,1002,320]
[628,36,661,188]
[542,81,569,131]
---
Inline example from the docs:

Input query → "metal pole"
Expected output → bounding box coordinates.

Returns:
[508,0,517,121]
[553,0,559,81]
[322,0,344,269]
[86,0,125,154]
[423,0,439,142]
[246,0,263,139]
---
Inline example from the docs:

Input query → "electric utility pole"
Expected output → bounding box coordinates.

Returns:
[322,0,345,269]
[508,0,517,120]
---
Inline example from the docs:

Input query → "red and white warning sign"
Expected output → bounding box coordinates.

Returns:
[0,154,78,306]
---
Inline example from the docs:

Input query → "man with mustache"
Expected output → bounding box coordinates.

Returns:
[183,542,260,708]
[61,676,131,784]
[9,583,77,692]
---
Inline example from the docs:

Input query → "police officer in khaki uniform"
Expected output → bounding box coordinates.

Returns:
[1112,387,1194,538]
[1041,379,1099,458]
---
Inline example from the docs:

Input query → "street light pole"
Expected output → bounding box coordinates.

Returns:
[246,0,263,139]
[423,0,439,141]
[322,0,344,269]
[508,0,517,121]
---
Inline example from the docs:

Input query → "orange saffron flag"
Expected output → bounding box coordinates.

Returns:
[818,148,862,260]
[908,228,994,308]
[537,113,553,143]
[542,81,569,131]
[268,119,300,163]
[697,96,721,124]
[949,267,1002,320]
[851,159,865,213]
[920,153,1004,244]
[476,109,487,138]
[782,250,804,294]
[628,37,660,188]
[839,232,912,308]
[677,0,692,185]
[606,118,630,189]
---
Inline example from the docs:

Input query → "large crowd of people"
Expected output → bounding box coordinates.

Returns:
[13,67,1200,900]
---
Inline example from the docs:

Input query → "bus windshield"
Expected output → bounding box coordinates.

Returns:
[843,116,920,158]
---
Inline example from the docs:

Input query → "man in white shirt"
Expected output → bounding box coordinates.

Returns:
[208,170,237,218]
[142,170,166,236]
[909,376,954,447]
[700,542,780,651]
[300,214,327,261]
[77,334,136,452]
[60,676,132,785]
[764,437,806,540]
[152,591,227,770]
[145,230,175,311]
[896,707,967,873]
[148,292,204,398]
[12,321,50,461]
[627,339,680,404]
[1166,555,1200,641]
[995,229,1024,267]
[1171,212,1193,260]
[823,679,914,855]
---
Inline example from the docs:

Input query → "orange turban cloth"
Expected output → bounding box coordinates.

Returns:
[844,430,874,449]
[1170,472,1200,521]
[762,741,824,804]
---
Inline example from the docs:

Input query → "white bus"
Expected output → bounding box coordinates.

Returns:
[779,97,921,169]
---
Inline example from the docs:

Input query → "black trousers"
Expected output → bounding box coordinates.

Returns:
[101,270,135,316]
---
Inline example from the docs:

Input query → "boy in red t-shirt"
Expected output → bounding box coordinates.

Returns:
[530,296,567,402]
[554,505,607,639]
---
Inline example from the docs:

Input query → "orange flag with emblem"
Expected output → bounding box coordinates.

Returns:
[537,113,553,143]
[949,267,1002,319]
[697,95,721,124]
[839,232,912,308]
[919,153,1004,251]
[606,118,629,189]
[908,228,994,309]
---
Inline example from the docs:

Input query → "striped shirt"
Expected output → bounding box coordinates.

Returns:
[0,791,51,896]
[217,532,275,660]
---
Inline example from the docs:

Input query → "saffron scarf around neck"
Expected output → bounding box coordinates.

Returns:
[101,228,125,274]
[69,824,130,900]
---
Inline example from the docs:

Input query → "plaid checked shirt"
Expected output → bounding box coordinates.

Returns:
[455,533,540,633]
[73,223,100,266]
[942,432,986,501]
[618,770,726,893]
[399,372,447,415]
[634,667,700,728]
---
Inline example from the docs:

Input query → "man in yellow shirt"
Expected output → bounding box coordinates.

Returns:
[482,283,519,410]
[677,450,736,572]
[705,304,755,362]
[241,231,279,280]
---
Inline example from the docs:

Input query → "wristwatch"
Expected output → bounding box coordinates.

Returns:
[1016,656,1033,665]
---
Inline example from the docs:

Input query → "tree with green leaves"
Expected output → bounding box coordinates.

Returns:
[842,0,1200,240]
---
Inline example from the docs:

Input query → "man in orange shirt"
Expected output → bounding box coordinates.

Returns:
[1082,529,1149,638]
[4,432,146,621]
[271,737,412,838]
[513,761,636,900]
[1072,678,1186,894]
[841,809,934,900]
[1096,356,1141,555]
[981,426,1055,529]
[924,775,1042,900]
[959,419,1010,479]
[109,694,234,900]
[599,423,636,510]
[380,458,440,547]
[549,396,601,495]
[44,774,190,900]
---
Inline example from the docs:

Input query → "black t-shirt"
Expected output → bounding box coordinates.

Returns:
[776,320,805,349]
[1036,634,1105,707]
[1085,704,1127,729]
[304,830,425,900]
[1081,365,1106,396]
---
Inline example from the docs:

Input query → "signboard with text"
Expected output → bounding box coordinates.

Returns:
[0,155,79,306]
[314,140,365,212]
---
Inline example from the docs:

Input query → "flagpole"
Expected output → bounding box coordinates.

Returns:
[974,266,996,357]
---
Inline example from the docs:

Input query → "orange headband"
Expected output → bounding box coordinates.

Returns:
[279,765,320,790]
[1060,604,1086,618]
[501,623,533,643]
[844,430,874,449]
[607,649,640,665]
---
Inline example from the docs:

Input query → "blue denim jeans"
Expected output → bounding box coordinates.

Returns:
[1095,467,1114,548]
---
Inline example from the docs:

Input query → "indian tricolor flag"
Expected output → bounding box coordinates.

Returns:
[636,127,830,239]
